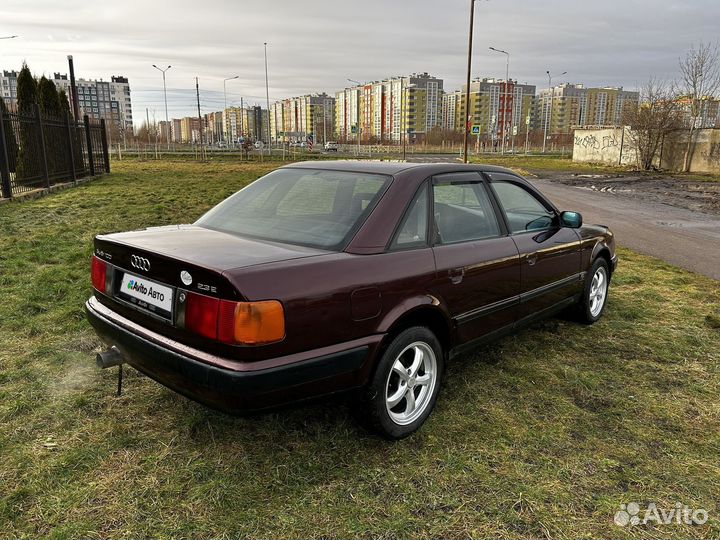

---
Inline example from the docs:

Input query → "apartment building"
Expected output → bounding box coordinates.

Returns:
[171,118,182,143]
[221,106,270,143]
[335,73,443,143]
[535,84,640,134]
[675,96,720,128]
[0,70,19,105]
[203,111,224,144]
[179,117,201,144]
[1,71,134,130]
[244,106,270,142]
[270,93,335,143]
[444,78,536,140]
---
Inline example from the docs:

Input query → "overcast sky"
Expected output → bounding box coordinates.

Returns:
[2,0,718,121]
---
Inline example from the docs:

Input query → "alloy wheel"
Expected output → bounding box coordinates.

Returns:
[384,341,438,426]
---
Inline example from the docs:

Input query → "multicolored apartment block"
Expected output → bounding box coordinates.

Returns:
[335,73,443,143]
[535,84,640,134]
[442,78,536,141]
[269,93,335,143]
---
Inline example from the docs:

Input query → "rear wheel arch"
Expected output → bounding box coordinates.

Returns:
[378,305,452,361]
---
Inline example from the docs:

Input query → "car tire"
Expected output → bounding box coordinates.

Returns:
[359,326,443,439]
[575,257,610,324]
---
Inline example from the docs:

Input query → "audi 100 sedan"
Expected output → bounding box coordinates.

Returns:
[86,161,617,438]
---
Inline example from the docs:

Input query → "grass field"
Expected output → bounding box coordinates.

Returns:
[1,160,719,539]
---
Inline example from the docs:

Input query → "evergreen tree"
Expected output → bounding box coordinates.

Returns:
[15,63,39,183]
[38,77,64,176]
[16,63,37,114]
[58,89,71,115]
[38,77,61,117]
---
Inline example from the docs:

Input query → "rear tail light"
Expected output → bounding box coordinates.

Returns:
[91,255,107,293]
[184,292,285,345]
[185,292,220,340]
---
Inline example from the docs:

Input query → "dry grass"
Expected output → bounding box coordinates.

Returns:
[0,159,719,538]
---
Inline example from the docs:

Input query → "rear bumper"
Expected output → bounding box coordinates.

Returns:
[85,296,379,413]
[611,254,619,273]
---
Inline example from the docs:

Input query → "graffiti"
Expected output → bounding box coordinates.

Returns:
[574,132,620,151]
[575,134,599,149]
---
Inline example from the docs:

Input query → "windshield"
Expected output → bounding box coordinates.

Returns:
[196,168,392,250]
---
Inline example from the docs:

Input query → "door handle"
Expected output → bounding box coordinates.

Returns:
[527,254,538,266]
[448,268,465,284]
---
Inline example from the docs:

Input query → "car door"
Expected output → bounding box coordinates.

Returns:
[486,172,582,321]
[429,172,521,346]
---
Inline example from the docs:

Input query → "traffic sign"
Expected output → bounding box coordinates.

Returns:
[471,125,481,135]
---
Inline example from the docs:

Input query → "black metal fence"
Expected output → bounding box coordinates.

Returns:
[0,104,109,199]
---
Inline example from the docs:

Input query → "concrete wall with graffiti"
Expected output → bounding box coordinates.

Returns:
[573,126,720,173]
[572,127,637,167]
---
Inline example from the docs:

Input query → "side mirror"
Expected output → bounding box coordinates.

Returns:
[560,211,583,228]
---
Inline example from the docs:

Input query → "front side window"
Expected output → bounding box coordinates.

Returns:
[490,180,556,233]
[196,168,390,250]
[432,174,500,244]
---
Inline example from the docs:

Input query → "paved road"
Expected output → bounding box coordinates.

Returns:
[531,177,720,280]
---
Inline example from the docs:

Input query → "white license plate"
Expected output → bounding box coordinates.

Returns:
[119,272,174,317]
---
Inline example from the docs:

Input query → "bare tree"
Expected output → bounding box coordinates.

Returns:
[678,41,720,171]
[623,78,682,171]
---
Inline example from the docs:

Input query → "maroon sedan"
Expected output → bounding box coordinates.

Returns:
[86,161,617,438]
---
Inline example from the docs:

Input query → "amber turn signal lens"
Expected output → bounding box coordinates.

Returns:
[230,300,285,345]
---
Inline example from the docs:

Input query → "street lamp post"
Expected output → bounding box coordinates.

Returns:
[462,0,478,163]
[347,78,362,156]
[152,64,172,150]
[543,70,567,154]
[489,47,510,155]
[223,75,239,146]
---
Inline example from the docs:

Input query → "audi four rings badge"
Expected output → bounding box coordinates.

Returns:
[131,255,150,271]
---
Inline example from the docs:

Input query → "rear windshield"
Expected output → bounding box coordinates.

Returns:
[196,168,391,250]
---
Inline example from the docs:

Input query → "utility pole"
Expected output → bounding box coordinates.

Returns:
[462,0,477,163]
[152,64,172,150]
[543,70,567,153]
[196,77,203,147]
[264,43,271,153]
[67,55,80,121]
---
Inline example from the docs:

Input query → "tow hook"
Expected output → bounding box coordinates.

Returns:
[96,347,125,396]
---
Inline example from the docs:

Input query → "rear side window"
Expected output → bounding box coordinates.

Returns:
[392,185,429,249]
[432,174,500,244]
[490,181,555,233]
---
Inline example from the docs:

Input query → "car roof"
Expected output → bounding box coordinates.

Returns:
[282,160,520,177]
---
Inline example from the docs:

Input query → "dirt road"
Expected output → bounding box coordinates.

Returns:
[530,175,720,280]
